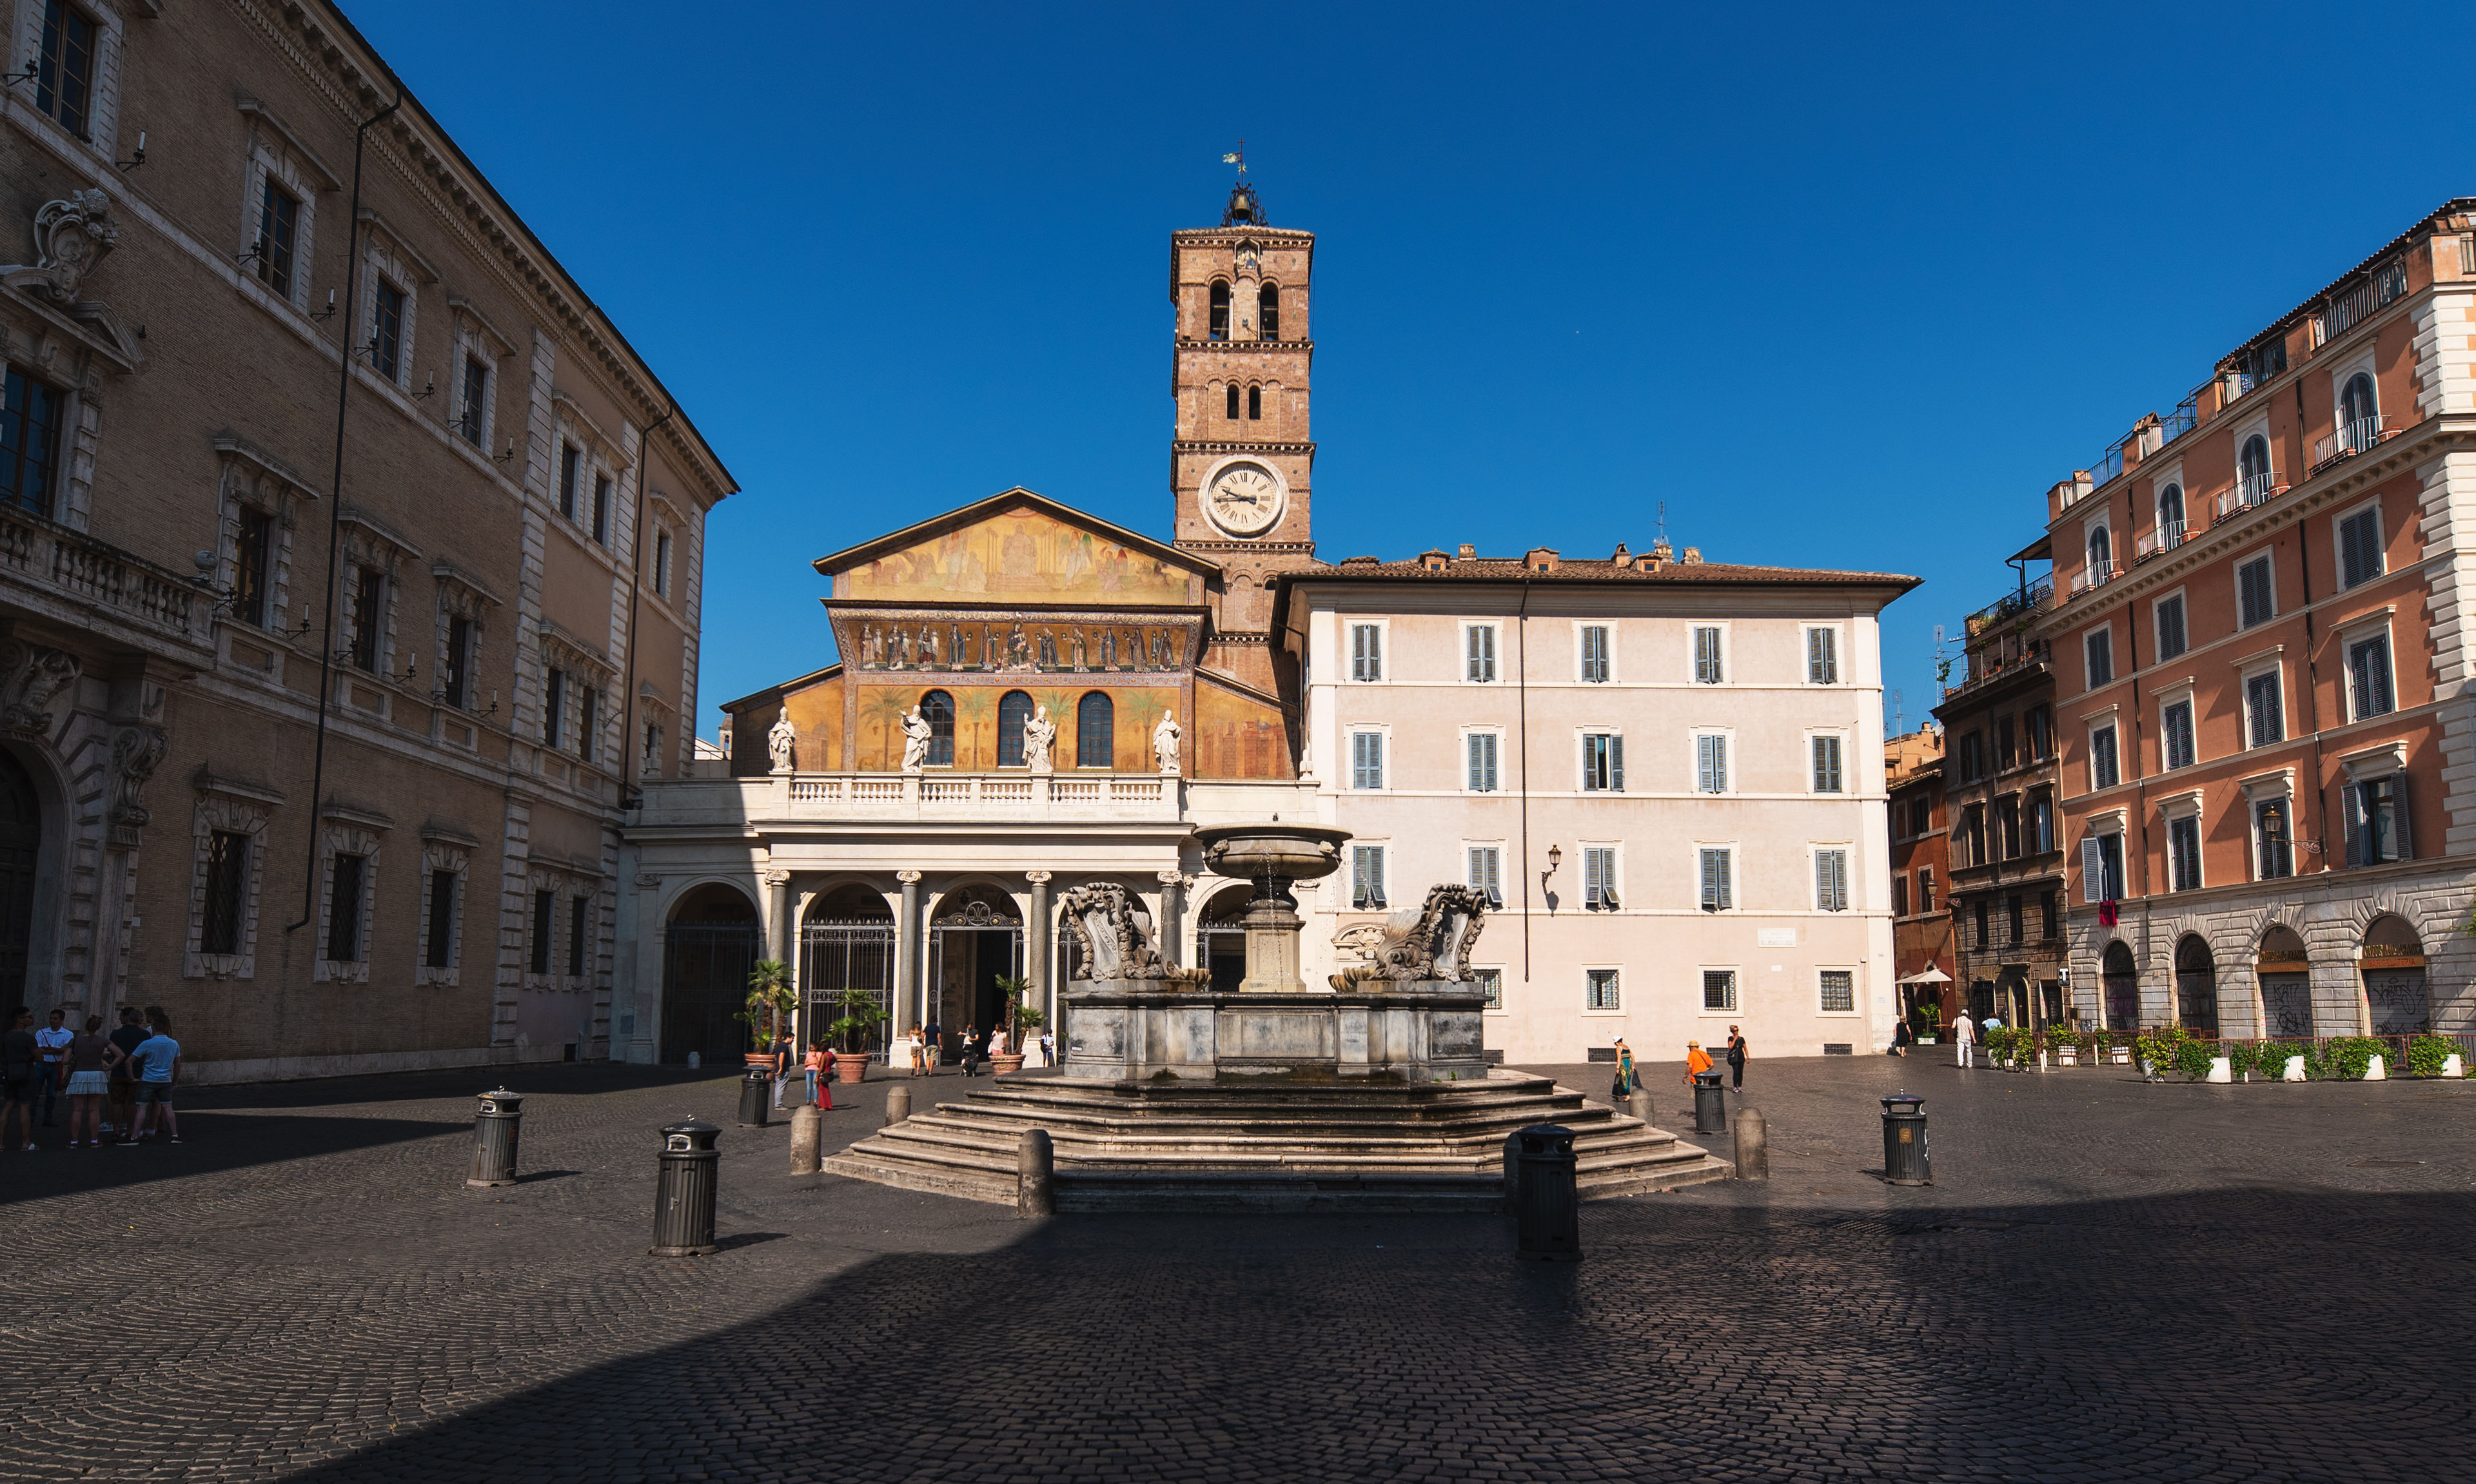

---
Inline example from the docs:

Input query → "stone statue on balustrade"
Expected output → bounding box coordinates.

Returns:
[1023,705,1056,774]
[1152,709,1181,776]
[899,705,933,773]
[1331,884,1489,989]
[767,707,797,774]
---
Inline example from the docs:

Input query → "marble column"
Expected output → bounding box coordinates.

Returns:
[763,870,792,1050]
[896,870,924,1036]
[1156,869,1184,968]
[1027,870,1053,1044]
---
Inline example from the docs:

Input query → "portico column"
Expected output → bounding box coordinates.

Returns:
[763,870,792,1051]
[1156,869,1184,968]
[1026,870,1053,1043]
[896,870,924,1036]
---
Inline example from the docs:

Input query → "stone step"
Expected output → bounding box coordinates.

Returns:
[899,1110,1682,1162]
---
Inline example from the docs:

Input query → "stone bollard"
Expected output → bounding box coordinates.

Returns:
[2444,1053,2466,1079]
[1733,1106,1769,1181]
[2283,1055,2308,1082]
[2365,1054,2388,1081]
[885,1084,911,1127]
[787,1104,822,1176]
[1627,1087,1655,1126]
[2206,1057,2232,1084]
[1017,1129,1056,1217]
[1513,1124,1580,1262]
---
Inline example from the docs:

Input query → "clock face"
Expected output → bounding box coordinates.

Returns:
[1205,462,1284,536]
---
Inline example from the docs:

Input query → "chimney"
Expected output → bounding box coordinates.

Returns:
[1680,546,1703,565]
[1456,543,1476,561]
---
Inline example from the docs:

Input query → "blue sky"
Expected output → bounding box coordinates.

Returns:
[353,1,2473,742]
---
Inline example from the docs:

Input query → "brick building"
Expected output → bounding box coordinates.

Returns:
[0,0,731,1079]
[2037,199,2475,1039]
[1883,725,1954,1034]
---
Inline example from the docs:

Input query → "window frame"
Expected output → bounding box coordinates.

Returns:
[1689,623,1727,685]
[1347,620,1386,682]
[1349,727,1387,791]
[1584,966,1623,1015]
[1462,621,1498,684]
[0,364,66,520]
[1805,624,1841,685]
[2167,812,2203,892]
[2088,721,2120,790]
[2236,553,2277,629]
[1472,965,1505,1012]
[313,825,382,982]
[184,788,272,981]
[1700,967,1738,1014]
[1576,622,1614,684]
[1462,727,1502,793]
[34,0,101,140]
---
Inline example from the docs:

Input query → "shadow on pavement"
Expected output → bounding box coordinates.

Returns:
[281,1183,2476,1483]
[0,1112,464,1207]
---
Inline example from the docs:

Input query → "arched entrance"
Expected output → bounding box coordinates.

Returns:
[1198,883,1253,993]
[929,884,1022,1055]
[2255,924,2312,1037]
[662,884,761,1064]
[2174,935,2218,1035]
[2361,915,2430,1035]
[0,750,37,1004]
[2101,941,2139,1030]
[801,884,895,1061]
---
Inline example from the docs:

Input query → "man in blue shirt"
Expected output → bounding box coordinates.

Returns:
[126,1012,181,1146]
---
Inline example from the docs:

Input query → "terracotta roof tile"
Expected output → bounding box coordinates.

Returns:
[1292,556,1919,587]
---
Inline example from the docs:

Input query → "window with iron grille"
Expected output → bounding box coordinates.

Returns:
[1473,967,1502,1010]
[326,854,366,963]
[1467,846,1502,907]
[1693,734,1725,794]
[1579,625,1610,682]
[1350,623,1382,681]
[1702,970,1736,1011]
[1814,850,1849,912]
[1351,845,1386,910]
[2348,634,2394,720]
[0,366,64,518]
[1589,969,1622,1011]
[2339,507,2384,590]
[1466,624,1497,682]
[1351,731,1384,790]
[1584,732,1625,792]
[1584,847,1618,910]
[1807,626,1838,684]
[1811,735,1843,793]
[425,868,457,970]
[1692,626,1724,683]
[36,1,97,137]
[2162,699,2194,770]
[201,831,250,957]
[1818,970,1854,1013]
[1698,848,1732,912]
[2168,815,2202,891]
[1466,732,1498,792]
[530,888,555,974]
[257,180,300,298]
[2238,556,2275,628]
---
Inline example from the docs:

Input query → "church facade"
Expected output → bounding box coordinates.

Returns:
[616,183,1914,1066]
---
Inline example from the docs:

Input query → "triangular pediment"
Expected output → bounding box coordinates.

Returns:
[814,488,1215,606]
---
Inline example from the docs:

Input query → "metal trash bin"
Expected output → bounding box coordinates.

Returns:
[737,1066,771,1128]
[651,1118,722,1256]
[1514,1124,1580,1262]
[1881,1093,1931,1186]
[1692,1069,1727,1135]
[464,1088,522,1188]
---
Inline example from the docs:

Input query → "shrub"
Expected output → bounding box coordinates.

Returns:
[2135,1025,2191,1079]
[2323,1037,2384,1080]
[2408,1033,2459,1079]
[2173,1039,2216,1082]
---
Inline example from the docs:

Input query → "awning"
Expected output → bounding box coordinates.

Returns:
[1896,968,1954,985]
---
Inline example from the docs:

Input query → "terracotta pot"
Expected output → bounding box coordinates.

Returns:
[988,1053,1027,1075]
[743,1051,774,1069]
[834,1055,869,1084]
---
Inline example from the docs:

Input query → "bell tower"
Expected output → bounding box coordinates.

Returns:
[1171,177,1315,689]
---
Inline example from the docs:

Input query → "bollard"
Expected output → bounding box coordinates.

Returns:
[1881,1093,1931,1186]
[1500,1129,1523,1209]
[1514,1124,1580,1262]
[1734,1106,1769,1181]
[1017,1128,1056,1217]
[649,1118,721,1256]
[464,1088,523,1188]
[737,1067,771,1128]
[1627,1086,1655,1126]
[1692,1069,1727,1135]
[884,1084,912,1127]
[787,1104,822,1176]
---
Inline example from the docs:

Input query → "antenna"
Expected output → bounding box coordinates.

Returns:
[1933,624,1952,699]
[1892,688,1903,738]
[1656,500,1668,547]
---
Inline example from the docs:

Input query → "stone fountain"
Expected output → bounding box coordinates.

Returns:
[1059,823,1491,1082]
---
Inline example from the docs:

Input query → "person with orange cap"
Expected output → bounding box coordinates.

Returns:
[1684,1040,1715,1084]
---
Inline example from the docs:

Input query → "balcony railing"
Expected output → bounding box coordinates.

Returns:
[2134,520,2191,561]
[2157,393,2198,447]
[1949,634,2048,697]
[2089,445,2124,489]
[630,770,1186,826]
[1964,574,2054,633]
[0,502,206,645]
[2215,469,2288,520]
[2312,415,2400,472]
[2067,561,2121,599]
[2322,258,2409,342]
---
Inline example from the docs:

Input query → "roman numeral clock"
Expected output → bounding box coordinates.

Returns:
[1204,460,1284,537]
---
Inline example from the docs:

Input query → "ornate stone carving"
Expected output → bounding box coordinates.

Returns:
[1023,704,1056,774]
[1024,869,1053,884]
[28,190,117,301]
[0,640,79,737]
[1152,708,1181,775]
[110,724,170,835]
[1332,885,1490,985]
[1060,882,1170,982]
[767,707,796,773]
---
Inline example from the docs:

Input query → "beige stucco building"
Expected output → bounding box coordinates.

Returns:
[0,0,732,1080]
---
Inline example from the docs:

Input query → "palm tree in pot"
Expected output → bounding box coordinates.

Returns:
[822,985,889,1082]
[990,975,1039,1073]
[737,959,796,1069]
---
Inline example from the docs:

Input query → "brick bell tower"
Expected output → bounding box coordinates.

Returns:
[1170,174,1315,690]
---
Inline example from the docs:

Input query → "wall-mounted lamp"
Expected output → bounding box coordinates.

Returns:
[115,130,145,170]
[1543,843,1562,882]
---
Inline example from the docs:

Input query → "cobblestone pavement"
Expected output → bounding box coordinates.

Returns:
[2,1054,2471,1482]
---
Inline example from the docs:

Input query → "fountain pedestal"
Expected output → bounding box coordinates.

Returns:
[1062,981,1488,1082]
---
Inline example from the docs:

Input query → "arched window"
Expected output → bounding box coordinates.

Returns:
[2239,433,2274,501]
[2174,934,2217,1035]
[996,690,1033,768]
[1226,384,1240,419]
[1208,281,1230,342]
[1247,384,1262,420]
[2157,482,2184,542]
[920,690,955,767]
[1258,282,1280,340]
[2087,526,2112,578]
[2340,372,2378,451]
[1076,691,1114,768]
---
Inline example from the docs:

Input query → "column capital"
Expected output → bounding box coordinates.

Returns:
[896,868,923,884]
[1156,869,1186,886]
[760,869,791,888]
[1025,870,1053,884]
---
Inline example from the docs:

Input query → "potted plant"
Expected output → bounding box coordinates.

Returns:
[737,959,796,1069]
[821,985,888,1083]
[988,975,1036,1074]
[1914,1003,1940,1046]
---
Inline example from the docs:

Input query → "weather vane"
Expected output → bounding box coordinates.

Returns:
[1222,139,1246,176]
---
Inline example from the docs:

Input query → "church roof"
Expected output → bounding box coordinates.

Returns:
[809,487,1217,581]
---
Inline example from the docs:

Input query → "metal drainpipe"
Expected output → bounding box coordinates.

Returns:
[288,89,403,935]
[1517,580,1531,982]
[2292,376,2332,878]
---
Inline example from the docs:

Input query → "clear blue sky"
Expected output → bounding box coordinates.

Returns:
[353,1,2473,743]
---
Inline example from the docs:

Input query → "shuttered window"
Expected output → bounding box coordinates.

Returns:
[2339,509,2384,590]
[1466,846,1502,907]
[1351,845,1387,909]
[1694,734,1727,794]
[2238,556,2275,627]
[2156,595,2187,661]
[1811,735,1843,793]
[1583,732,1624,792]
[1350,624,1382,681]
[1351,731,1384,790]
[2161,700,2194,770]
[2348,634,2395,720]
[1698,848,1732,912]
[2345,774,2410,866]
[1583,848,1618,910]
[1579,625,1610,683]
[1807,627,1838,683]
[1466,625,1496,682]
[2168,816,2202,891]
[2090,725,2119,789]
[2245,672,2284,747]
[1692,626,1723,683]
[1814,850,1849,912]
[1466,732,1498,792]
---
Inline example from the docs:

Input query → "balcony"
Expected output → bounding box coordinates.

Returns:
[2321,258,2408,343]
[2066,561,2121,600]
[2311,415,2401,473]
[1964,574,2053,634]
[2157,393,2199,448]
[2133,520,2192,561]
[2214,469,2288,520]
[0,502,208,648]
[1948,632,2048,699]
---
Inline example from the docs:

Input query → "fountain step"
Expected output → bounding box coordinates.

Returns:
[899,1109,1682,1159]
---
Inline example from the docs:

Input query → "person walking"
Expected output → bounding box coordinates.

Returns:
[958,1024,983,1078]
[988,1025,1009,1063]
[1609,1038,1637,1100]
[3,1006,38,1151]
[923,1018,943,1074]
[1684,1039,1714,1086]
[814,1044,836,1111]
[905,1026,926,1078]
[125,1013,181,1145]
[61,1014,112,1147]
[803,1042,826,1107]
[1725,1026,1749,1093]
[104,1007,146,1142]
[34,1006,70,1128]
[1890,1020,1912,1058]
[1954,1009,1976,1069]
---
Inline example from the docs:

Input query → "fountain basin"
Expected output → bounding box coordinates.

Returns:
[1063,980,1487,1082]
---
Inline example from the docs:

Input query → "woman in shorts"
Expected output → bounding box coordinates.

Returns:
[62,1014,113,1146]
